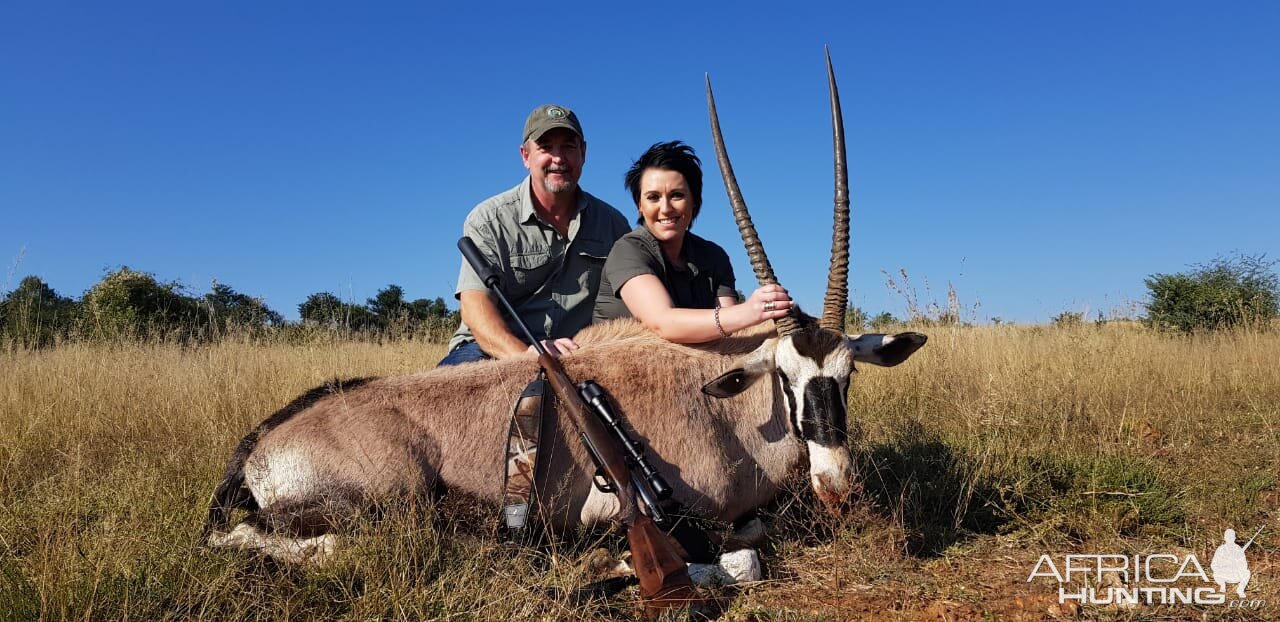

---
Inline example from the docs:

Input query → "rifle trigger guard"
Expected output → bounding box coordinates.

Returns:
[593,470,616,493]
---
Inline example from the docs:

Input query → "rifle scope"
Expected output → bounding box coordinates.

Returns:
[579,380,674,501]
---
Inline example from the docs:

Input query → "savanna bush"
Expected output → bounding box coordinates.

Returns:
[8,270,460,347]
[299,286,460,342]
[1145,253,1278,332]
[205,281,283,336]
[1050,311,1084,328]
[79,267,206,341]
[0,276,79,348]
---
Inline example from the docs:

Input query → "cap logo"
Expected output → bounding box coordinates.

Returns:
[546,107,566,119]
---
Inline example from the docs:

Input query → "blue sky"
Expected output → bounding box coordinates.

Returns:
[3,2,1277,323]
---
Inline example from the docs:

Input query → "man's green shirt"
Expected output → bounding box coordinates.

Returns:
[450,178,630,351]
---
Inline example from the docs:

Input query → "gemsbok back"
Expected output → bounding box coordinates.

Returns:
[202,52,926,566]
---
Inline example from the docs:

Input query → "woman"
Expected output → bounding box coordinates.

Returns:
[593,141,793,343]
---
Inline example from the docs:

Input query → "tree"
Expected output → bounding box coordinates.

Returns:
[367,285,408,328]
[408,296,450,321]
[0,276,79,348]
[1145,254,1279,332]
[205,281,282,333]
[299,292,374,331]
[870,312,899,331]
[80,267,204,341]
[299,292,343,325]
[1051,311,1084,328]
[408,296,458,341]
[844,305,868,332]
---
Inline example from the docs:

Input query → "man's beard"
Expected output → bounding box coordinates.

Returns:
[542,168,577,195]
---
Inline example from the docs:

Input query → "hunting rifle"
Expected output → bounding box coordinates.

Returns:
[458,236,699,615]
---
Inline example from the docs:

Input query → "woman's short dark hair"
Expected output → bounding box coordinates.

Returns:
[624,140,703,226]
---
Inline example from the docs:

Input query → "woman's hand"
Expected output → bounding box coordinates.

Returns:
[736,283,794,326]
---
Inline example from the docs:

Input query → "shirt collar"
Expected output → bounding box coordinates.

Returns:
[519,176,587,229]
[635,226,703,276]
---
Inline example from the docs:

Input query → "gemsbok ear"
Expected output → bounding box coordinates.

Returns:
[848,332,927,367]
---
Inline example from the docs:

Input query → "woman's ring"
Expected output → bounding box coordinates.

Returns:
[764,301,775,311]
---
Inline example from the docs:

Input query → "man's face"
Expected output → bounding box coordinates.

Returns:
[521,128,586,196]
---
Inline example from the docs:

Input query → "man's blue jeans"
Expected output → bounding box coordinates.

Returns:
[437,341,492,366]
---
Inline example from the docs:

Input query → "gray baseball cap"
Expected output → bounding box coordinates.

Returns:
[522,104,584,142]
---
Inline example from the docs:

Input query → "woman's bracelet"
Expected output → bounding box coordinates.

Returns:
[714,304,729,339]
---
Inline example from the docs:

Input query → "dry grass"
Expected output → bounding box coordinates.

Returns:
[2,325,1278,620]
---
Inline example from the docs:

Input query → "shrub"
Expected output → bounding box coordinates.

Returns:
[204,281,283,335]
[299,288,457,340]
[1050,311,1084,328]
[0,276,79,348]
[79,267,204,341]
[1144,254,1278,332]
[299,292,376,331]
[367,284,410,332]
[870,312,899,331]
[844,305,868,332]
[999,455,1184,541]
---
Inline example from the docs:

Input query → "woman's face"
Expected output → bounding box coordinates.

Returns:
[637,168,693,246]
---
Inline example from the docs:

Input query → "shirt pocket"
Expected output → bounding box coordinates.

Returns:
[576,239,611,292]
[577,239,611,262]
[508,250,555,295]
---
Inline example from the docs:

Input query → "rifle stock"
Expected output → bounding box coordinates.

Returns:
[458,237,698,614]
[629,515,700,614]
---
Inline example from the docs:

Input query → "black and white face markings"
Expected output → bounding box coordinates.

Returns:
[776,328,853,447]
[774,331,928,444]
[776,330,931,442]
[699,328,924,505]
[773,328,858,500]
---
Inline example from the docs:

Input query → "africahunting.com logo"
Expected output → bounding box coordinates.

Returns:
[1027,526,1265,608]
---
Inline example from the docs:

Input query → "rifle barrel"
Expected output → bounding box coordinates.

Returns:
[1243,525,1265,551]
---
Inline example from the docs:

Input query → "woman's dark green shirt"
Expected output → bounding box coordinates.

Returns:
[592,227,738,323]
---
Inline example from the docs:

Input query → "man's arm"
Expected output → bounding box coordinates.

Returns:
[459,289,532,359]
[459,289,578,358]
[455,211,537,359]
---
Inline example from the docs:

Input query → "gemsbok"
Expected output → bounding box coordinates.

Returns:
[202,52,927,566]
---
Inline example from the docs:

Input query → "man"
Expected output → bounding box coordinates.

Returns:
[440,104,630,366]
[1210,528,1253,598]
